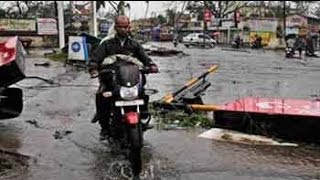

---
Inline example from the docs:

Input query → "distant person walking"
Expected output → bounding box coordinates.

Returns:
[294,35,305,59]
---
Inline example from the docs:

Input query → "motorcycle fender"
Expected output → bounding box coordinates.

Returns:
[124,112,139,125]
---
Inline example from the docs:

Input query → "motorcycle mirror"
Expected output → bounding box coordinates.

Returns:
[0,87,23,120]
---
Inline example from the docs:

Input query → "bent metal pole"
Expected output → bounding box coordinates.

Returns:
[162,65,219,104]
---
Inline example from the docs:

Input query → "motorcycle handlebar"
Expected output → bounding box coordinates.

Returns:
[88,66,158,79]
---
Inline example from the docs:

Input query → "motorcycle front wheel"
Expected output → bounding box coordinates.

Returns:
[128,124,143,176]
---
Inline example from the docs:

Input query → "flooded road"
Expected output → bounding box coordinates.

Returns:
[1,44,320,180]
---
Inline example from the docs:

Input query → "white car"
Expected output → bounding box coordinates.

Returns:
[182,33,217,48]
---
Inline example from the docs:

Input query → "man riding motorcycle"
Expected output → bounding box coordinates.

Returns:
[88,15,158,139]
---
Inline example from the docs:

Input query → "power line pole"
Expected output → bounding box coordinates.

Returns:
[92,1,98,37]
[203,1,208,34]
[283,1,286,43]
[57,1,65,49]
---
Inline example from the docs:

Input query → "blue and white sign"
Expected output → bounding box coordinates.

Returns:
[71,42,81,52]
[68,36,89,61]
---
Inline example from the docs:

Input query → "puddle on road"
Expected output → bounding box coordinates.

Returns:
[2,47,320,179]
[0,123,24,151]
[0,123,29,178]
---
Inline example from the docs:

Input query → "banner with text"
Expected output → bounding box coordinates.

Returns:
[0,19,36,32]
[37,18,58,35]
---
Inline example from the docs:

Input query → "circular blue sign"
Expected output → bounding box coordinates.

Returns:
[71,42,81,52]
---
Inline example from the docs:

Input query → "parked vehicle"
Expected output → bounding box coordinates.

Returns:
[0,36,25,120]
[182,33,217,48]
[89,54,158,178]
[0,88,23,120]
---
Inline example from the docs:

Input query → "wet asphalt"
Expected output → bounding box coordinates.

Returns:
[0,43,320,180]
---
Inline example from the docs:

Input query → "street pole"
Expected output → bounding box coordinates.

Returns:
[57,1,65,49]
[92,1,98,37]
[217,1,221,44]
[54,1,58,19]
[203,1,208,45]
[203,1,208,34]
[283,1,286,44]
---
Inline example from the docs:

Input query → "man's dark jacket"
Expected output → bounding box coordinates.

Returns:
[90,36,153,66]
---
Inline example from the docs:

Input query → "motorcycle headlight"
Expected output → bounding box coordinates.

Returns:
[120,85,139,100]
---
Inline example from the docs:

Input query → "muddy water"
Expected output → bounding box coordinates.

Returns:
[0,45,319,179]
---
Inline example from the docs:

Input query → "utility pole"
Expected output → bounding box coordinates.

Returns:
[57,1,65,49]
[92,1,98,37]
[217,1,221,44]
[283,1,286,44]
[54,1,58,19]
[203,1,208,45]
[203,1,208,34]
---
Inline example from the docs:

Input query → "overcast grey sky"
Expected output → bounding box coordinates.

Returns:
[1,1,184,20]
[104,1,183,20]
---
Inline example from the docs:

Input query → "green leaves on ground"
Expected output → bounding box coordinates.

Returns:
[150,105,212,129]
[45,53,67,62]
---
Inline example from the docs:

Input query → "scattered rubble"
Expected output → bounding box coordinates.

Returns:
[53,129,73,140]
[143,44,187,56]
[198,128,298,146]
[25,119,40,128]
[34,62,50,67]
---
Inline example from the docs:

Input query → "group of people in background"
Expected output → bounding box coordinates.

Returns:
[286,33,318,59]
[172,31,319,59]
[231,32,318,58]
[232,33,262,49]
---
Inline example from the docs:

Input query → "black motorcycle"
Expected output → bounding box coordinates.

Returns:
[89,54,158,178]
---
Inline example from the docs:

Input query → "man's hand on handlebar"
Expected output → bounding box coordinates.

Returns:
[149,63,159,73]
[89,69,99,78]
[87,61,99,78]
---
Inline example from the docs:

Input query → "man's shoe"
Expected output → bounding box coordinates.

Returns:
[99,128,109,141]
[91,114,100,123]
